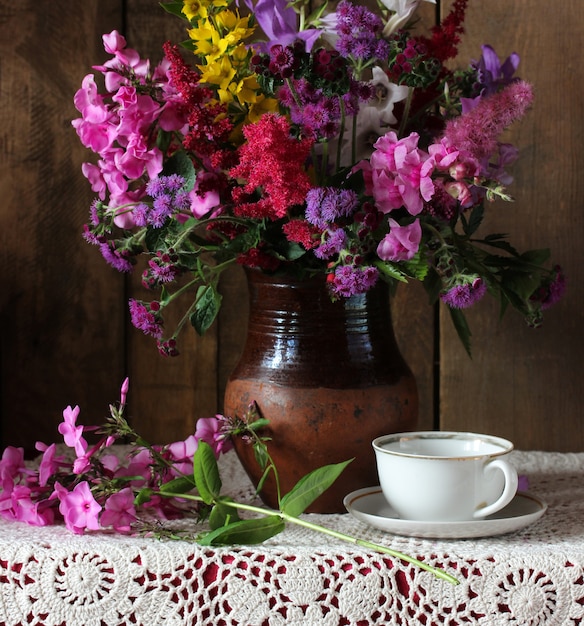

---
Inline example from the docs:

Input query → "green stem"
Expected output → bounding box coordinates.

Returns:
[168,493,459,585]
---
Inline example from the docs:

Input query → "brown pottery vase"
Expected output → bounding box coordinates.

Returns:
[223,269,418,513]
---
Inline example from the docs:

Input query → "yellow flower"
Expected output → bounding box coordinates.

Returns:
[246,95,280,123]
[188,24,229,63]
[214,11,255,46]
[199,56,236,93]
[229,43,251,72]
[181,0,227,21]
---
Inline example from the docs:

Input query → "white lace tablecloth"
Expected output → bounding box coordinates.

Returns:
[1,450,583,626]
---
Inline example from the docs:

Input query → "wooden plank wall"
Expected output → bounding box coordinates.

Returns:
[0,0,581,455]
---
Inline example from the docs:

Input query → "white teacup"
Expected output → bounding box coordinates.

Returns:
[372,431,518,522]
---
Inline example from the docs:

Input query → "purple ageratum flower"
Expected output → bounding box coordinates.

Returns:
[314,228,348,260]
[440,277,487,309]
[305,187,359,228]
[99,241,134,272]
[329,264,379,298]
[128,298,164,338]
[335,1,389,62]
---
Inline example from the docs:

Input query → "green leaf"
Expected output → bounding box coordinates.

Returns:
[520,248,551,266]
[190,285,222,335]
[193,441,222,505]
[375,261,409,283]
[198,515,285,546]
[462,204,484,236]
[208,497,241,530]
[447,307,472,357]
[280,459,353,517]
[159,1,187,19]
[134,487,154,506]
[159,475,196,495]
[163,150,196,192]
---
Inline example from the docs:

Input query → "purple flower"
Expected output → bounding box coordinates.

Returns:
[238,0,321,51]
[128,299,164,338]
[305,187,359,228]
[462,45,521,113]
[335,1,389,62]
[329,264,379,298]
[440,277,487,309]
[314,228,348,260]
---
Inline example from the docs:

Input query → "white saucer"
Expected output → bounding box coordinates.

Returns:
[344,488,547,539]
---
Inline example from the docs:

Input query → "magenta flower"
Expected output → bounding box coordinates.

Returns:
[362,131,435,216]
[195,416,234,457]
[377,219,422,262]
[54,481,102,534]
[441,277,487,309]
[10,485,55,527]
[101,488,136,532]
[58,405,88,457]
[0,446,25,486]
[36,442,60,487]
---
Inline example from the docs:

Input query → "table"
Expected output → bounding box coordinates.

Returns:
[1,450,583,625]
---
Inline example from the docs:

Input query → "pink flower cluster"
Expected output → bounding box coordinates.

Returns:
[72,31,188,229]
[0,379,232,534]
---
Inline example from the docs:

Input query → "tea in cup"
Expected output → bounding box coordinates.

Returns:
[372,431,518,522]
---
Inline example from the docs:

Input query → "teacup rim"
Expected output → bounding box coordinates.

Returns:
[372,430,514,460]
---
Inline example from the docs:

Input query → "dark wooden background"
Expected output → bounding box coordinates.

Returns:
[1,0,582,455]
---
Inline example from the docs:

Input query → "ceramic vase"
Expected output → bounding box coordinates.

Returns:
[223,269,418,513]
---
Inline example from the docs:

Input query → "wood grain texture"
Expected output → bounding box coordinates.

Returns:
[0,1,125,453]
[439,0,584,449]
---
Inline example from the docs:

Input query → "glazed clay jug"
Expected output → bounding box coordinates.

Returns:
[224,269,418,513]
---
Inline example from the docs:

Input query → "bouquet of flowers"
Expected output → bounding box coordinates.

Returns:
[73,0,564,356]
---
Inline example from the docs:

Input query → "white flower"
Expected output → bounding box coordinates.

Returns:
[381,0,437,36]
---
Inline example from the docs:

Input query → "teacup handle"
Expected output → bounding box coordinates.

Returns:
[473,458,519,519]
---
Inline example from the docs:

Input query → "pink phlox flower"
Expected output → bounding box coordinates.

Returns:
[10,485,55,527]
[377,218,422,261]
[115,448,153,486]
[167,434,199,475]
[0,446,26,486]
[100,454,121,474]
[35,442,61,487]
[100,488,137,533]
[54,481,102,534]
[99,31,150,90]
[195,416,234,458]
[58,405,88,458]
[73,455,91,475]
[120,377,130,409]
